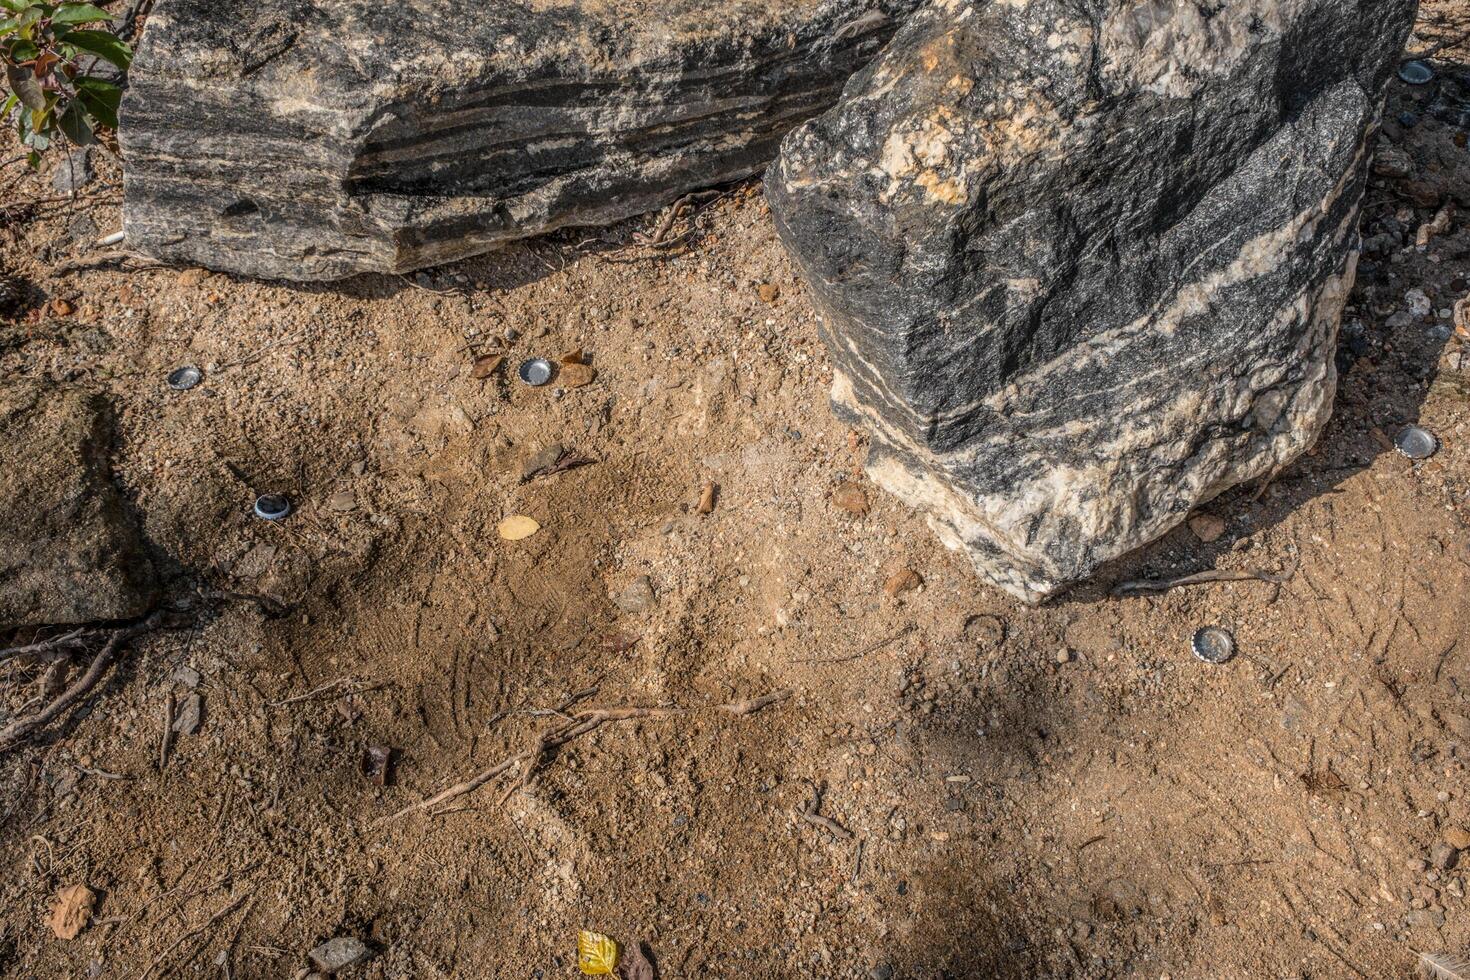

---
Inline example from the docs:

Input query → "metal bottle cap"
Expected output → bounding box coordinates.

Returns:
[1192,626,1237,664]
[253,494,292,521]
[1394,425,1438,460]
[167,366,203,390]
[518,358,554,386]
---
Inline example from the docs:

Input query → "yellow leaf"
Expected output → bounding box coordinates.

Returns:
[497,515,540,541]
[577,930,619,975]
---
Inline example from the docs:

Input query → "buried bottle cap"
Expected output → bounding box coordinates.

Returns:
[518,358,554,386]
[167,366,203,391]
[1394,425,1438,460]
[1398,60,1434,85]
[253,494,292,521]
[1191,626,1237,664]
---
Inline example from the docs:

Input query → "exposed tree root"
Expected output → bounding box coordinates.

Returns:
[0,612,164,753]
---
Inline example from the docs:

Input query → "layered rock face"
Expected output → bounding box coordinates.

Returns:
[0,385,156,627]
[120,0,918,280]
[768,0,1417,602]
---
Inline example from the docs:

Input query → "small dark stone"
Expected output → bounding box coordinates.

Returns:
[869,964,894,980]
[1429,843,1460,871]
[51,147,94,195]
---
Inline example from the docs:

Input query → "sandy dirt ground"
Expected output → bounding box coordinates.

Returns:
[2,9,1470,979]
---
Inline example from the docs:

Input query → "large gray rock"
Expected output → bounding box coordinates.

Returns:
[0,384,156,627]
[767,0,1416,603]
[120,0,918,281]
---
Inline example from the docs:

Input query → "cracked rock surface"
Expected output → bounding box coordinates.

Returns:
[120,0,917,281]
[767,0,1418,602]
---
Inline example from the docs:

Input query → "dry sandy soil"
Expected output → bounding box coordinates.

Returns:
[3,9,1470,980]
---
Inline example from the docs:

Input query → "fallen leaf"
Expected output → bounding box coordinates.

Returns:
[696,481,716,515]
[883,568,922,598]
[560,363,596,388]
[757,283,780,303]
[498,515,541,541]
[578,930,619,975]
[619,940,656,980]
[471,354,505,379]
[598,633,639,652]
[559,348,585,365]
[832,482,870,516]
[520,444,566,482]
[47,884,96,940]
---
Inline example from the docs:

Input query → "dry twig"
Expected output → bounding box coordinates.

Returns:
[791,624,916,665]
[1113,561,1297,597]
[268,676,383,707]
[137,891,252,980]
[379,688,793,823]
[51,250,165,275]
[0,613,164,753]
[0,627,88,663]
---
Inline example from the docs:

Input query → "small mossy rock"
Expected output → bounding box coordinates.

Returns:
[0,383,156,627]
[308,937,372,974]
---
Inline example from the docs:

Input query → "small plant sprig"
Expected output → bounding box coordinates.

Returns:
[1,1,131,167]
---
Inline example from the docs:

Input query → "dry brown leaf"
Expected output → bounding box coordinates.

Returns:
[883,568,922,598]
[598,633,639,652]
[757,283,780,303]
[696,481,716,514]
[832,482,870,517]
[559,348,585,365]
[471,354,505,379]
[497,515,541,540]
[560,363,596,388]
[619,940,656,980]
[47,884,96,940]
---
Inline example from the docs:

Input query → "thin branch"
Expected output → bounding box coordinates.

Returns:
[0,612,164,753]
[378,688,793,824]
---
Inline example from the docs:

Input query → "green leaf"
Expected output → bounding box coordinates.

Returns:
[26,149,40,168]
[73,74,117,127]
[51,3,111,25]
[0,0,29,12]
[5,62,45,109]
[57,27,128,69]
[9,37,39,60]
[0,16,20,35]
[56,97,91,143]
